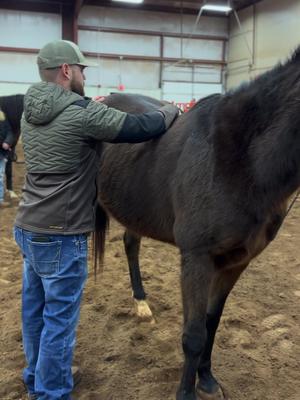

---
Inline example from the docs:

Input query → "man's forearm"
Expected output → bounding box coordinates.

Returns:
[111,111,165,143]
[111,104,179,144]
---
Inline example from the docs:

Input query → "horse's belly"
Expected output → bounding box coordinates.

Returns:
[100,196,175,243]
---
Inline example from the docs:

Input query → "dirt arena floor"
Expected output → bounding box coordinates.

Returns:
[0,156,299,400]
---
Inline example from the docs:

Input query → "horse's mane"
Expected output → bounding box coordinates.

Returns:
[209,44,300,204]
[188,93,221,113]
[212,44,300,154]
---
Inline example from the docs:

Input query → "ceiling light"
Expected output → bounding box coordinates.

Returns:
[201,4,232,13]
[112,0,144,4]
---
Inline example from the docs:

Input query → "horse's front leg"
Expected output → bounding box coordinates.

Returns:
[197,264,247,400]
[123,230,153,321]
[176,251,214,400]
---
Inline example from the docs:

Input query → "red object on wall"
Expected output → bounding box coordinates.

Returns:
[174,99,197,112]
[118,84,125,91]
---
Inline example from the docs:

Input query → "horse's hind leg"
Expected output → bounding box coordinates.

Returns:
[177,250,215,400]
[123,229,153,321]
[196,264,247,400]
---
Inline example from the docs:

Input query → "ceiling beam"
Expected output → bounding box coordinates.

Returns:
[86,0,263,14]
[78,24,228,41]
[232,0,263,10]
[0,0,61,13]
[62,3,77,42]
[85,0,200,15]
[75,0,85,17]
[0,0,263,16]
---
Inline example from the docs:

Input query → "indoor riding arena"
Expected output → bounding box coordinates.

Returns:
[0,1,299,400]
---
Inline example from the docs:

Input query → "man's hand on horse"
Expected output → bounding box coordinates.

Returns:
[158,104,180,130]
[92,95,106,102]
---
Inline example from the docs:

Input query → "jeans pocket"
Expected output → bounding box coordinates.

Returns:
[27,238,62,277]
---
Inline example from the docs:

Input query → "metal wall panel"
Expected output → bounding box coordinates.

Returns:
[84,58,160,89]
[79,30,160,57]
[162,81,222,103]
[0,52,40,83]
[163,37,224,60]
[78,5,227,100]
[254,0,300,67]
[227,0,300,89]
[163,64,222,83]
[0,9,61,48]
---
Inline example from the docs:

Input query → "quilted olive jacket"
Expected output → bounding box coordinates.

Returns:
[15,82,126,234]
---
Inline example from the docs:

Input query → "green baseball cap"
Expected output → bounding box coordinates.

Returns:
[37,40,97,69]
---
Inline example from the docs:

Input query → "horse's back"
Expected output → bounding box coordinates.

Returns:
[103,93,164,114]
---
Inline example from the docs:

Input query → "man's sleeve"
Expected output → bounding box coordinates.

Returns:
[83,100,127,141]
[110,112,165,143]
[83,100,166,143]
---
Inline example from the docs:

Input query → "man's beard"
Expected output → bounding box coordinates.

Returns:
[70,78,85,96]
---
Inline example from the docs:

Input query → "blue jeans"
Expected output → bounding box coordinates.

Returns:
[0,156,7,202]
[14,227,88,400]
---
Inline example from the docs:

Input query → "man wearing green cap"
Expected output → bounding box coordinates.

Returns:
[14,40,179,400]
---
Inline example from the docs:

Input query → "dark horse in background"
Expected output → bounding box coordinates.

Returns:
[95,46,300,400]
[0,94,24,191]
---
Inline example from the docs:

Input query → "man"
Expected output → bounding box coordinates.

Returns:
[14,40,179,400]
[0,107,14,207]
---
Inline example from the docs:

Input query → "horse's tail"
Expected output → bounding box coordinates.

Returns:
[92,202,109,277]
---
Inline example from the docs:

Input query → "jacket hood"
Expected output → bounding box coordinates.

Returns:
[24,82,82,125]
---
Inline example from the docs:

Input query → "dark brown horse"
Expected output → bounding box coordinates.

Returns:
[95,47,300,400]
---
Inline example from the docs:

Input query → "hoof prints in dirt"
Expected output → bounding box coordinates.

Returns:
[1,158,300,400]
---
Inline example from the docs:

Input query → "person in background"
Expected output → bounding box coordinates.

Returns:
[0,107,14,207]
[14,40,179,400]
[5,147,19,200]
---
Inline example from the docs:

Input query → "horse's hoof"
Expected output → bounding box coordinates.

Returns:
[196,386,228,400]
[134,299,155,323]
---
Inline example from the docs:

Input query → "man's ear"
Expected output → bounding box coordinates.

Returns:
[61,63,72,80]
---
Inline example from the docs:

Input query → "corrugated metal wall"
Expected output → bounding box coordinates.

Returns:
[0,9,61,94]
[0,5,227,102]
[78,6,227,100]
[2,1,300,99]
